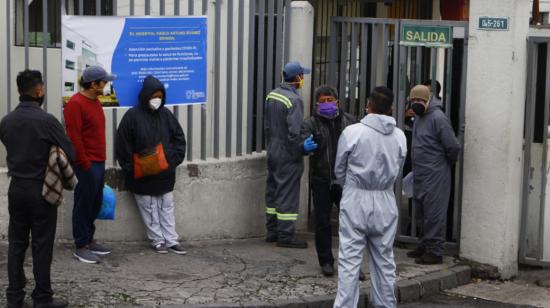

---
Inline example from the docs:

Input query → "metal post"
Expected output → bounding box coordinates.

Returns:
[42,0,48,110]
[381,24,389,87]
[145,0,150,15]
[79,0,84,15]
[246,0,256,154]
[338,22,347,103]
[213,0,221,158]
[274,0,284,86]
[359,22,368,115]
[519,41,538,261]
[201,0,208,160]
[112,0,118,167]
[130,0,134,15]
[370,24,377,93]
[266,0,275,92]
[236,0,244,156]
[256,0,265,153]
[186,0,193,161]
[538,43,550,260]
[328,19,337,86]
[283,0,291,63]
[444,47,454,119]
[24,0,29,69]
[349,23,358,115]
[6,0,11,112]
[226,0,234,157]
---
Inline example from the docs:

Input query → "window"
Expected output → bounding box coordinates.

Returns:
[15,0,114,48]
[66,39,75,50]
[65,60,75,70]
[64,82,75,92]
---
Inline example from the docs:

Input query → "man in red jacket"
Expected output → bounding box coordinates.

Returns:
[64,66,115,264]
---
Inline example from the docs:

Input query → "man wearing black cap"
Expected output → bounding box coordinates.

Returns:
[1,69,73,308]
[264,61,316,248]
[64,66,116,264]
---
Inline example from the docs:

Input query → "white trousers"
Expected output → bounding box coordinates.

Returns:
[334,188,398,308]
[134,192,180,247]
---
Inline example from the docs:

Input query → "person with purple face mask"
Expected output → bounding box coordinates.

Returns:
[301,85,357,277]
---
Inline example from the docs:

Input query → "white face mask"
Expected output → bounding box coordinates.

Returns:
[149,98,162,110]
[102,82,111,96]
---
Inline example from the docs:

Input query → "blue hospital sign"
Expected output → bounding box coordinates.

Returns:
[111,17,207,106]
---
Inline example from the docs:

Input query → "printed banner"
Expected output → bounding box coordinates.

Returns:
[62,15,207,107]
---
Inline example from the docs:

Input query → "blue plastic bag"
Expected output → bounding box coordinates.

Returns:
[97,185,117,220]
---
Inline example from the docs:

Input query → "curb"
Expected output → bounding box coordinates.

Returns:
[162,265,471,308]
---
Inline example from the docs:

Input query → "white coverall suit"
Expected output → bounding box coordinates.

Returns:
[333,114,407,308]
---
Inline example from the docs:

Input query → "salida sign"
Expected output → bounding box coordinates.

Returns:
[400,24,453,48]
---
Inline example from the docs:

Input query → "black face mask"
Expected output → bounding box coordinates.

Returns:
[19,94,44,106]
[412,103,426,116]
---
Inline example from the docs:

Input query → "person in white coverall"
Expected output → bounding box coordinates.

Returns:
[333,86,407,308]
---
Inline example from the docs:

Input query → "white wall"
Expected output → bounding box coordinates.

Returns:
[461,0,530,278]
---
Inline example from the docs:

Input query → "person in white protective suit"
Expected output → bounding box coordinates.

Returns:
[333,86,407,308]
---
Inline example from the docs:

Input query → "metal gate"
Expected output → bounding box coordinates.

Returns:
[327,17,468,249]
[520,36,550,267]
[1,0,290,165]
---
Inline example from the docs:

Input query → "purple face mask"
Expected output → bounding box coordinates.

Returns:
[317,101,338,118]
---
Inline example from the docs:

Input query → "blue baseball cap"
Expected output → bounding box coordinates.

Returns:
[283,61,311,80]
[81,66,116,83]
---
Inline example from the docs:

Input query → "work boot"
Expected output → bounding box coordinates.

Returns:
[33,298,68,308]
[321,263,334,277]
[265,234,278,243]
[359,270,366,281]
[406,247,425,258]
[414,252,443,265]
[276,238,308,249]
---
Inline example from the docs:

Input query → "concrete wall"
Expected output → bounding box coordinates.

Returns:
[0,154,273,242]
[460,0,530,278]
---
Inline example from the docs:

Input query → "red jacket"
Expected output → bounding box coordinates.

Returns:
[63,92,106,170]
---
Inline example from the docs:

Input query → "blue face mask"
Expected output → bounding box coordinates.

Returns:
[317,101,338,118]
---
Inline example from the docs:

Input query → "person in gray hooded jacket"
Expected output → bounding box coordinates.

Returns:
[333,86,407,308]
[406,84,461,265]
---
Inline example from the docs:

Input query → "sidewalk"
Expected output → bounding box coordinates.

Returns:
[0,234,471,307]
[446,266,550,308]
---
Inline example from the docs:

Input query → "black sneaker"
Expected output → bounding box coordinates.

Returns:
[73,248,100,264]
[34,298,68,308]
[168,244,187,255]
[152,243,168,254]
[359,269,366,281]
[88,242,112,255]
[321,263,334,277]
[276,239,308,249]
[406,247,425,258]
[414,252,443,265]
[265,234,278,243]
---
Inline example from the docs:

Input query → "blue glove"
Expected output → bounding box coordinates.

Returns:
[303,135,318,153]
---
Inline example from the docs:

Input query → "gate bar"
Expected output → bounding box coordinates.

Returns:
[538,42,550,260]
[359,23,368,114]
[225,0,234,157]
[256,0,265,153]
[246,0,255,154]
[43,0,48,110]
[349,22,358,114]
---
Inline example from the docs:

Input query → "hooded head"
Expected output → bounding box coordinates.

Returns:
[138,75,166,111]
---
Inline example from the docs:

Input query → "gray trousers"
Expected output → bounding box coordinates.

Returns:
[414,189,450,257]
[265,143,304,242]
[134,192,179,247]
[334,188,398,308]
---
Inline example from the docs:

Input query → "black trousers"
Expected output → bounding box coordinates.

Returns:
[6,178,57,306]
[311,182,342,266]
[73,162,105,249]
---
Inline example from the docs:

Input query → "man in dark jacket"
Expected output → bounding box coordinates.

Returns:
[116,75,187,254]
[406,85,461,265]
[301,85,355,276]
[0,70,74,308]
[264,61,315,249]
